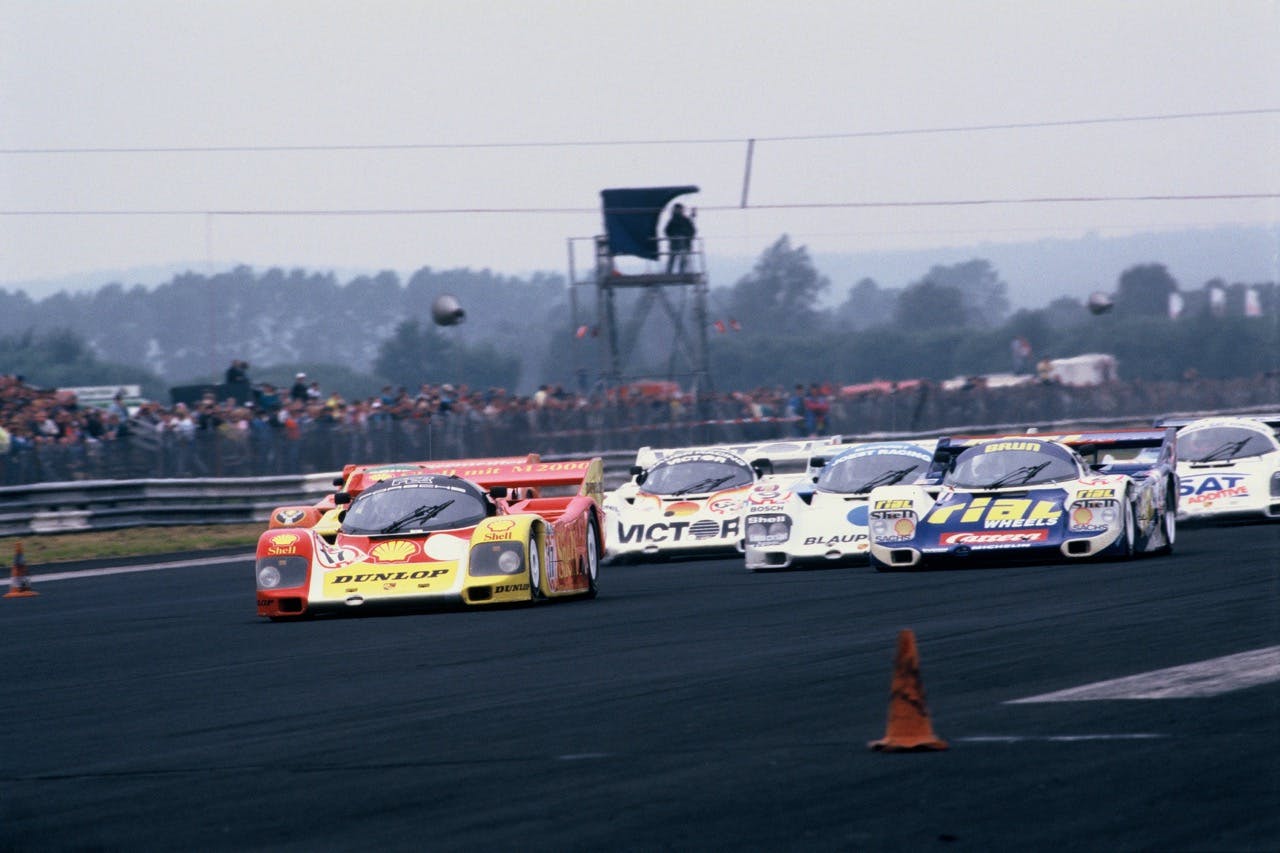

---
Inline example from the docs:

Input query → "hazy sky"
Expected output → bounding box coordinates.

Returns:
[3,0,1278,290]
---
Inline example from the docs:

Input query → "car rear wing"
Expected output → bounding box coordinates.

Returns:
[929,429,1177,478]
[805,439,940,479]
[1155,413,1280,434]
[339,454,543,497]
[430,456,605,502]
[635,436,843,471]
[1055,429,1177,474]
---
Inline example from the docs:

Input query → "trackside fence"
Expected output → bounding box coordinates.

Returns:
[0,406,1274,537]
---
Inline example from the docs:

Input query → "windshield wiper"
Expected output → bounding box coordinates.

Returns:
[983,462,1050,490]
[671,475,735,496]
[1191,438,1250,463]
[379,499,455,533]
[850,465,919,494]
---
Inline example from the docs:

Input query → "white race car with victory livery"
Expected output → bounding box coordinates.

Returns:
[742,440,938,571]
[1154,414,1280,523]
[603,438,843,563]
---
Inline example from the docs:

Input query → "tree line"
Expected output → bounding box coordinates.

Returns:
[0,238,1276,402]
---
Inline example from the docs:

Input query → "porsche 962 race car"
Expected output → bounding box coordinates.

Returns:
[1154,414,1280,523]
[742,440,938,570]
[256,456,604,618]
[264,455,543,531]
[866,430,1178,571]
[603,438,842,562]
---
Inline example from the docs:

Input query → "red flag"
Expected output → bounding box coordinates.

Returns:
[729,318,742,331]
[575,325,589,339]
[713,320,727,333]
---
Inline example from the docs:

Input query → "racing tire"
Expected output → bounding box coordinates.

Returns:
[528,536,543,600]
[1155,481,1177,555]
[1116,499,1136,559]
[583,517,600,599]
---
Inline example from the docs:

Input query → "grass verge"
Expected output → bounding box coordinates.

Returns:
[3,523,264,568]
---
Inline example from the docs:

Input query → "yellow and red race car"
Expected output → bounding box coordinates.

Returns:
[265,455,543,531]
[255,455,605,619]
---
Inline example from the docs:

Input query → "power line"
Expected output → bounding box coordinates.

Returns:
[4,193,1277,217]
[3,108,1278,155]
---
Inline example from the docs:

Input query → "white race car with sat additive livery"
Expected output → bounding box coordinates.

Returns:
[603,438,842,562]
[743,440,938,571]
[1155,414,1280,523]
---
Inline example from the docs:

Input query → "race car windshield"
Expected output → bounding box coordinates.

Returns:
[642,459,754,496]
[947,446,1078,489]
[818,453,925,494]
[341,485,488,535]
[1179,427,1275,462]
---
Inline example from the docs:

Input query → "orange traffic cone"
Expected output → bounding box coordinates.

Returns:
[4,541,38,599]
[868,629,947,752]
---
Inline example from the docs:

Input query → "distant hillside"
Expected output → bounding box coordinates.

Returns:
[5,225,1275,310]
[708,224,1279,309]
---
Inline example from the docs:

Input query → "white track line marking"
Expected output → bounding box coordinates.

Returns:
[958,734,1167,743]
[1009,646,1280,702]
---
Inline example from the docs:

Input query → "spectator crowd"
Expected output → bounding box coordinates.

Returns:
[2,367,1279,486]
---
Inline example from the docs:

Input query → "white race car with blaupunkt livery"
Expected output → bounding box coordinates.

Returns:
[742,440,938,571]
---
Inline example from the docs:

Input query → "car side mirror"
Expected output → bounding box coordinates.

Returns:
[490,486,509,499]
[334,492,351,505]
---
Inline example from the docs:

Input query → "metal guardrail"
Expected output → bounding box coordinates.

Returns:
[1,405,1269,537]
[0,454,637,538]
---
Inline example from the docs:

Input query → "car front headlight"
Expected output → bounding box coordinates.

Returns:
[870,510,916,541]
[470,541,525,576]
[256,556,308,589]
[1070,499,1117,531]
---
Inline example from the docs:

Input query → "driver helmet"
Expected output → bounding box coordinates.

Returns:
[969,451,1003,481]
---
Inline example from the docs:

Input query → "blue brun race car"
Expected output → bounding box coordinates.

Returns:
[866,430,1178,571]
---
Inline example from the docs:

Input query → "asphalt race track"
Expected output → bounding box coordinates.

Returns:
[3,525,1279,851]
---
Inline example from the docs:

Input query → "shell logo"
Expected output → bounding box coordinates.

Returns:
[370,540,420,563]
[482,518,518,541]
[266,532,301,556]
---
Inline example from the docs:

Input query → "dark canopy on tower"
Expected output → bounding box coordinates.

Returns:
[600,185,699,260]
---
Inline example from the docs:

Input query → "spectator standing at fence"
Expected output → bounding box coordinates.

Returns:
[170,403,200,475]
[257,383,281,416]
[224,359,250,385]
[803,383,830,436]
[289,373,309,404]
[280,401,303,472]
[787,384,806,436]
